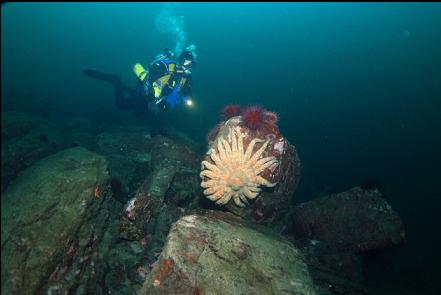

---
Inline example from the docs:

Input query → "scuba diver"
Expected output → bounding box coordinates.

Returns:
[83,47,195,117]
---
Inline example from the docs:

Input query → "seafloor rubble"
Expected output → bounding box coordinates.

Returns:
[1,108,406,295]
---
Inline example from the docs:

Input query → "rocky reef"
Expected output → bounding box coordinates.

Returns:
[1,107,407,295]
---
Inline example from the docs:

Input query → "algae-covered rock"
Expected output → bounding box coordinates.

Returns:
[149,134,201,168]
[1,147,110,295]
[112,133,201,292]
[1,111,64,191]
[119,135,201,241]
[1,111,47,141]
[287,187,406,253]
[139,211,322,295]
[93,126,154,199]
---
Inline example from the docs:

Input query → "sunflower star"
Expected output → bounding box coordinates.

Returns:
[200,129,278,207]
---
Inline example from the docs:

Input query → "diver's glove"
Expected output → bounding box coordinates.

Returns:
[154,97,165,105]
[142,82,151,96]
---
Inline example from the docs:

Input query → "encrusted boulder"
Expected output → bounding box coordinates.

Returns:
[118,135,201,241]
[1,95,60,118]
[287,187,406,253]
[92,126,155,199]
[1,111,63,192]
[200,105,301,226]
[111,135,202,292]
[92,126,202,203]
[138,211,322,295]
[1,147,111,294]
[59,116,94,149]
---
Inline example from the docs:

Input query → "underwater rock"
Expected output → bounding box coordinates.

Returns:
[64,116,92,131]
[149,134,201,168]
[119,135,201,241]
[138,211,323,295]
[287,187,406,253]
[159,125,202,153]
[1,111,46,141]
[1,147,111,294]
[59,116,94,149]
[165,170,201,207]
[201,105,301,227]
[1,95,60,119]
[44,191,123,295]
[62,130,94,150]
[119,190,162,241]
[1,111,64,192]
[92,127,201,202]
[302,240,366,294]
[92,126,154,200]
[115,135,202,291]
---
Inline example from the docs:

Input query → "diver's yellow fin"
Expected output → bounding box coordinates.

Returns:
[133,63,149,82]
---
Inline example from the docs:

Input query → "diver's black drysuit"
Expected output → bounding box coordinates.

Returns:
[82,69,150,117]
[83,64,192,117]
